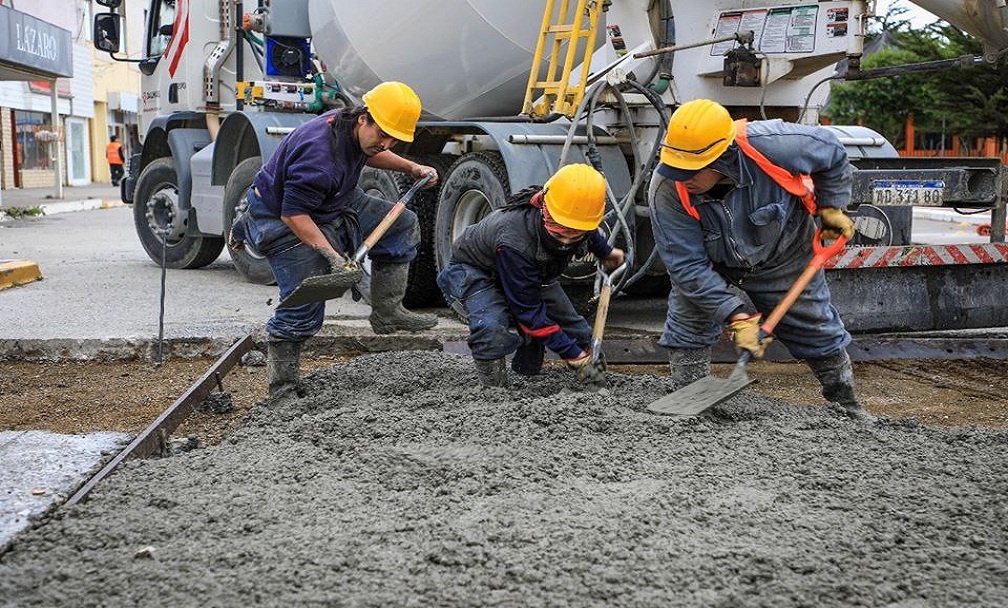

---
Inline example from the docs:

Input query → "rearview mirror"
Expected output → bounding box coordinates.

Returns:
[93,13,121,54]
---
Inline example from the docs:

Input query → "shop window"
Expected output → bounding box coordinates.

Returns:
[15,111,52,171]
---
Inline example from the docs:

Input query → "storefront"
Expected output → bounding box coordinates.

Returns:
[0,4,72,197]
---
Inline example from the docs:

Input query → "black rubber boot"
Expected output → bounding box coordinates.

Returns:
[369,262,438,334]
[807,350,875,423]
[474,358,508,387]
[267,340,303,398]
[667,346,711,391]
[511,338,545,376]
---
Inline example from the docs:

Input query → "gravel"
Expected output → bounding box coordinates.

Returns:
[2,350,1007,607]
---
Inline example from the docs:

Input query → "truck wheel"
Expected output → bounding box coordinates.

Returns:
[133,157,224,269]
[359,166,441,308]
[412,153,458,306]
[223,156,275,284]
[434,151,510,274]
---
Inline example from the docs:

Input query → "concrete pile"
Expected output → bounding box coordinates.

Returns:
[2,350,1006,606]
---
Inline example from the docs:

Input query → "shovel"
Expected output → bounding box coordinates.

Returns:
[647,230,847,417]
[278,173,434,309]
[590,262,628,364]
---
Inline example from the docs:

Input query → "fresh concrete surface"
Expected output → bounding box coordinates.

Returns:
[0,430,130,552]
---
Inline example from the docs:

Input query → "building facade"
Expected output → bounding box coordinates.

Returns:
[0,0,142,192]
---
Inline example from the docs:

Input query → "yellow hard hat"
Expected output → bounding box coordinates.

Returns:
[361,81,422,142]
[660,99,736,170]
[543,164,606,231]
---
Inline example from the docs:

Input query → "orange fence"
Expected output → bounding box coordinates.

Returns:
[898,149,1008,164]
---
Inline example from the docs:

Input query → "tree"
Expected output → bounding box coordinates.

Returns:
[825,8,1008,152]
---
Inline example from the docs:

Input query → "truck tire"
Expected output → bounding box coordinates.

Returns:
[223,156,275,284]
[412,153,458,306]
[359,167,439,308]
[133,157,224,269]
[434,151,510,274]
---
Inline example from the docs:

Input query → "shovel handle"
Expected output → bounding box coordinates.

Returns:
[760,229,847,335]
[590,263,628,361]
[353,173,434,262]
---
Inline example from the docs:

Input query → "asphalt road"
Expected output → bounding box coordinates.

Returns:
[0,201,995,355]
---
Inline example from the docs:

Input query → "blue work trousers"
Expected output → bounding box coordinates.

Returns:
[245,187,421,341]
[659,245,850,360]
[437,262,591,361]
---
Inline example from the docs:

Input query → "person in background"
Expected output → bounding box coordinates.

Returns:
[438,163,625,389]
[648,98,872,422]
[233,81,439,397]
[106,135,125,187]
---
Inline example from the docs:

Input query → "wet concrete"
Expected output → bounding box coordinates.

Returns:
[2,350,1007,606]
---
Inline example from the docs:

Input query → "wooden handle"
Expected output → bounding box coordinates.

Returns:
[361,202,405,252]
[592,284,613,343]
[352,174,433,263]
[760,230,847,335]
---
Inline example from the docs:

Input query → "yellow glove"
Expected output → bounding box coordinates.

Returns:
[817,207,855,240]
[729,314,772,359]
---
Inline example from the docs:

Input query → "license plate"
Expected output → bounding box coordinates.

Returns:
[870,180,945,206]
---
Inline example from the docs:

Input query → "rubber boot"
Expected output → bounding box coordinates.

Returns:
[267,340,303,398]
[511,337,545,376]
[369,262,438,334]
[474,358,509,388]
[667,346,711,391]
[807,350,875,423]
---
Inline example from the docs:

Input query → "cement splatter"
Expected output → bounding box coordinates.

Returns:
[2,350,1007,607]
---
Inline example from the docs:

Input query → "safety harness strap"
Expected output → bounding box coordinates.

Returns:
[672,119,818,220]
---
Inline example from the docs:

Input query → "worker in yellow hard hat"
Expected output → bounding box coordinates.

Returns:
[437,163,625,388]
[231,81,440,398]
[649,98,872,421]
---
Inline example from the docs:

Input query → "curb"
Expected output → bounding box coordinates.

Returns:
[912,207,990,225]
[0,260,42,290]
[0,198,124,221]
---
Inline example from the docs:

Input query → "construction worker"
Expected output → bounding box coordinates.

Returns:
[648,98,873,421]
[235,81,439,397]
[106,135,125,186]
[437,163,625,388]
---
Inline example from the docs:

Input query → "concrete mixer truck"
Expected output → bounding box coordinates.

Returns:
[92,0,1008,332]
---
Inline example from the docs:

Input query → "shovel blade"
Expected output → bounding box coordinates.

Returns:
[646,367,755,417]
[277,267,364,309]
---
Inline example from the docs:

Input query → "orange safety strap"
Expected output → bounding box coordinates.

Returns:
[674,181,700,220]
[673,119,818,219]
[733,119,818,215]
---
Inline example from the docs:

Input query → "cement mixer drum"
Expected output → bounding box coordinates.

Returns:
[309,1,543,120]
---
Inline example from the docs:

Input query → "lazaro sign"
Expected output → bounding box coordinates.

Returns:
[0,5,73,78]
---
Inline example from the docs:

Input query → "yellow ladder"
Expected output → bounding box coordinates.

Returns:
[522,0,605,119]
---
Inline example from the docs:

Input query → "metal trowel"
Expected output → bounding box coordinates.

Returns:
[647,230,847,417]
[277,173,433,309]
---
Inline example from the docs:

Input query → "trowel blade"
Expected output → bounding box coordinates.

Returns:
[646,368,756,417]
[277,268,363,309]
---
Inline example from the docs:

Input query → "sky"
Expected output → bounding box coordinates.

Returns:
[887,0,942,27]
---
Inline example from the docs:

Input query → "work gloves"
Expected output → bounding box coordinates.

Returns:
[817,207,855,240]
[729,313,772,359]
[315,246,348,272]
[566,350,606,387]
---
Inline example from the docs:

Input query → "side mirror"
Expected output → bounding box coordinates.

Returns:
[139,57,160,76]
[95,0,122,7]
[93,13,122,54]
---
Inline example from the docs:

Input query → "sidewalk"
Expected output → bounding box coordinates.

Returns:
[0,182,124,220]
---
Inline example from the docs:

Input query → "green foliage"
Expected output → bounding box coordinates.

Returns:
[1,206,45,219]
[826,12,1008,150]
